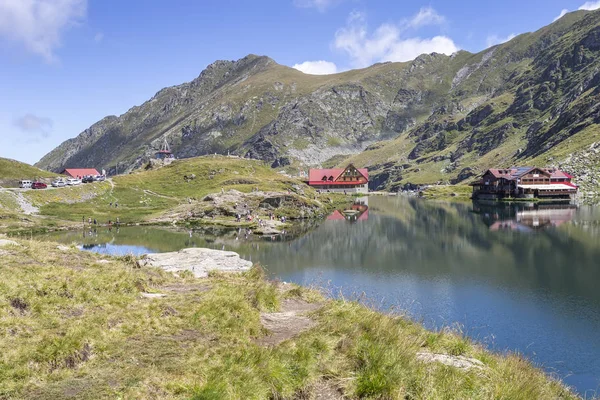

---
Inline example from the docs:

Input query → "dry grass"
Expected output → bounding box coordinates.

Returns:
[0,239,581,399]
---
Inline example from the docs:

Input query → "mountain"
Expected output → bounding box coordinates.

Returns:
[37,10,600,198]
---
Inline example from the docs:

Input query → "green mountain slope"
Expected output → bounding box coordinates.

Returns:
[0,157,57,182]
[36,10,600,199]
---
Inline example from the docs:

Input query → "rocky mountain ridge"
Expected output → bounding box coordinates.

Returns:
[36,10,600,200]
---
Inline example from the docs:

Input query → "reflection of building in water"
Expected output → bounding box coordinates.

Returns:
[473,201,577,232]
[327,197,369,222]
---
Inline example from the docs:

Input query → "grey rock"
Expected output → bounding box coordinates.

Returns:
[416,352,486,371]
[140,248,252,278]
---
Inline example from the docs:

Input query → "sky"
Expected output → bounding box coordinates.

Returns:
[1,0,599,165]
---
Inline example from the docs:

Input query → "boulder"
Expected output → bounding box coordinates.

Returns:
[139,248,252,278]
[0,239,18,247]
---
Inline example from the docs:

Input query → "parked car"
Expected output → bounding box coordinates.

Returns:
[82,175,95,183]
[66,178,81,186]
[94,175,106,182]
[51,179,66,187]
[31,182,47,189]
[19,180,32,189]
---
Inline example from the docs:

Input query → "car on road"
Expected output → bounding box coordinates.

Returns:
[66,178,81,186]
[94,175,106,182]
[31,182,47,189]
[19,180,32,189]
[51,179,66,187]
[82,175,95,183]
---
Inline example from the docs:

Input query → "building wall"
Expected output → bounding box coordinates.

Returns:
[312,184,368,193]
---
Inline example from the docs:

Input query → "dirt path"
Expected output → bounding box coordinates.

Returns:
[257,297,346,399]
[257,298,323,346]
[143,189,178,200]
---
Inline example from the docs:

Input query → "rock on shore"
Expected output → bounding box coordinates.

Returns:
[138,247,253,277]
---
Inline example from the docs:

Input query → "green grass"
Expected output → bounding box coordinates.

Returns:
[10,156,341,229]
[0,192,20,211]
[421,185,473,202]
[0,157,57,181]
[0,239,581,399]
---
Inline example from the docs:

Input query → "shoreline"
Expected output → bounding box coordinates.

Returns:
[0,238,581,399]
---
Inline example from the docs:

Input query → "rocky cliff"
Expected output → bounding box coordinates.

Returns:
[37,10,600,198]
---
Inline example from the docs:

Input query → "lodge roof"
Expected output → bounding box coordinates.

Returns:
[308,165,369,184]
[62,168,100,177]
[484,167,572,180]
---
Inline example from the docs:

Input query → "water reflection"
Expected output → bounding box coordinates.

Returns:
[473,201,578,232]
[327,196,369,222]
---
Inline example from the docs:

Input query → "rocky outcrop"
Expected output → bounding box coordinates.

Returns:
[138,248,253,278]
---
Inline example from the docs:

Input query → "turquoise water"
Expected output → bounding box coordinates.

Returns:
[39,196,600,396]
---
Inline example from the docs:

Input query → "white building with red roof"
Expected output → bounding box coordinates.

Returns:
[61,168,101,178]
[307,164,368,193]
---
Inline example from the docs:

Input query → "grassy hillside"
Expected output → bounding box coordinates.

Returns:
[18,156,335,229]
[0,239,579,399]
[0,157,57,182]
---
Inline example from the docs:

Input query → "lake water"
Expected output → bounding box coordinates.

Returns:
[38,196,600,396]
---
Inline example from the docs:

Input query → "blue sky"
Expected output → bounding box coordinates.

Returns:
[0,0,599,165]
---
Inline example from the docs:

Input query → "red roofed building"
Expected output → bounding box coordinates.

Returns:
[308,164,368,193]
[62,168,101,178]
[471,166,577,201]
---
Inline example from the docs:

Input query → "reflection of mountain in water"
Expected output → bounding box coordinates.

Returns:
[473,201,577,232]
[250,196,600,304]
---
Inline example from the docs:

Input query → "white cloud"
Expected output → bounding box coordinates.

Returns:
[404,6,446,29]
[554,9,569,21]
[13,113,53,140]
[579,1,600,10]
[486,33,517,48]
[293,60,338,75]
[0,0,87,63]
[333,10,459,68]
[293,0,341,12]
[94,32,103,43]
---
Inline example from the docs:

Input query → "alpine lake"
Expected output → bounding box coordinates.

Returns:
[36,195,600,396]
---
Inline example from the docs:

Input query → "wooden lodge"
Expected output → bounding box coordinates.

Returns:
[471,167,578,201]
[307,164,369,193]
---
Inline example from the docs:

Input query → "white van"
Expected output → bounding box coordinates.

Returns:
[19,180,32,189]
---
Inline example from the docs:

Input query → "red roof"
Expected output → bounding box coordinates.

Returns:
[357,210,369,221]
[308,165,368,185]
[62,168,100,178]
[484,167,573,181]
[326,210,346,221]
